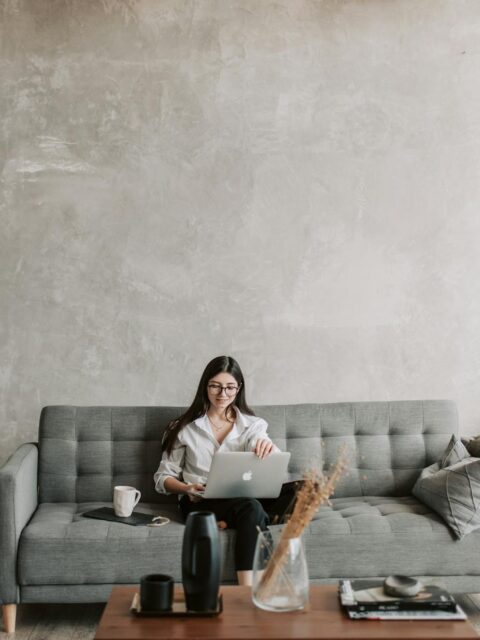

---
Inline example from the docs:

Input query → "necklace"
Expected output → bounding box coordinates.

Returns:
[208,415,233,432]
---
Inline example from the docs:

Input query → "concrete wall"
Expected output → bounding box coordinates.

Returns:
[1,0,480,465]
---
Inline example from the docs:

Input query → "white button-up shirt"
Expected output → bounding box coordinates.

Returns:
[154,409,279,494]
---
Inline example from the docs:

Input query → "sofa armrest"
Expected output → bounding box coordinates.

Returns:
[0,444,38,604]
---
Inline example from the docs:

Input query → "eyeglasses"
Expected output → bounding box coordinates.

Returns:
[207,384,240,396]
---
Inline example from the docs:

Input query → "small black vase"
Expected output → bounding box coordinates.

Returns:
[182,511,220,611]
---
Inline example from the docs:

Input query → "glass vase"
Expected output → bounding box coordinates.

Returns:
[252,530,309,612]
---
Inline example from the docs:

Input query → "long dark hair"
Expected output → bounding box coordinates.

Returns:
[162,355,255,456]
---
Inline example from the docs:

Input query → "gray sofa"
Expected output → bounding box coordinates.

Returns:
[1,400,479,633]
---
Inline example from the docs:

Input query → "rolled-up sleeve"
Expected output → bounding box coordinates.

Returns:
[245,418,280,453]
[154,440,186,494]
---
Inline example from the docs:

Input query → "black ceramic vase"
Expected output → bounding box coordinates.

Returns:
[182,511,220,612]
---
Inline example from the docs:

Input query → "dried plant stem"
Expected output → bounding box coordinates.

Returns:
[256,448,347,599]
[256,528,298,598]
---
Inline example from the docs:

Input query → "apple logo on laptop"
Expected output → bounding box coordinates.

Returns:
[242,470,253,482]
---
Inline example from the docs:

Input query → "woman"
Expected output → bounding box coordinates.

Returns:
[154,355,297,586]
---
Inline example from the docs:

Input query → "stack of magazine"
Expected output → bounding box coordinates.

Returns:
[338,579,466,620]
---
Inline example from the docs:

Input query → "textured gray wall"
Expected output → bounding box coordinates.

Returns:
[1,0,480,466]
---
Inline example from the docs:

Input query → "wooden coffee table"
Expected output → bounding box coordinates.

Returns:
[94,585,478,640]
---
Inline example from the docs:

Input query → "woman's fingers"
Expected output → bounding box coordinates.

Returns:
[261,441,273,458]
[255,440,265,458]
[186,483,205,501]
[254,439,273,459]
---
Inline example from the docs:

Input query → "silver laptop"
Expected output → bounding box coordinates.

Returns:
[192,451,291,499]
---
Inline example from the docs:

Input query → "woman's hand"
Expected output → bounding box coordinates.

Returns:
[185,483,206,502]
[253,438,273,459]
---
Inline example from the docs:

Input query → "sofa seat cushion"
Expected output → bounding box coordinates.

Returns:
[18,503,236,585]
[20,497,480,585]
[301,496,480,579]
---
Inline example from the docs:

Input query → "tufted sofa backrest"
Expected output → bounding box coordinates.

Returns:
[261,400,457,497]
[38,400,457,503]
[39,406,183,504]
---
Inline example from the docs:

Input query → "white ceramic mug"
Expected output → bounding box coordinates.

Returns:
[113,485,141,517]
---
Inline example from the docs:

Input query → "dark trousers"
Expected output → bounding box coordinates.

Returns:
[179,482,299,571]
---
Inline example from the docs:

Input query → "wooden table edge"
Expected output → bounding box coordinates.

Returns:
[94,584,479,640]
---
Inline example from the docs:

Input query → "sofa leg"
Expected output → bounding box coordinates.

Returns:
[2,604,16,633]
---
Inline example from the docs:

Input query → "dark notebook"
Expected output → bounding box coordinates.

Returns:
[82,507,154,527]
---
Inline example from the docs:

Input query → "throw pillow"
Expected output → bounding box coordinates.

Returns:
[463,435,480,458]
[440,435,470,468]
[413,456,480,539]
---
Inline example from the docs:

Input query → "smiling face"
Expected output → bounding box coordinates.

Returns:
[206,372,240,413]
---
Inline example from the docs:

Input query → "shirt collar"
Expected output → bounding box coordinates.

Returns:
[193,413,210,433]
[234,408,249,433]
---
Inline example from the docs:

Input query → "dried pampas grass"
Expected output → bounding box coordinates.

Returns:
[257,447,347,596]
